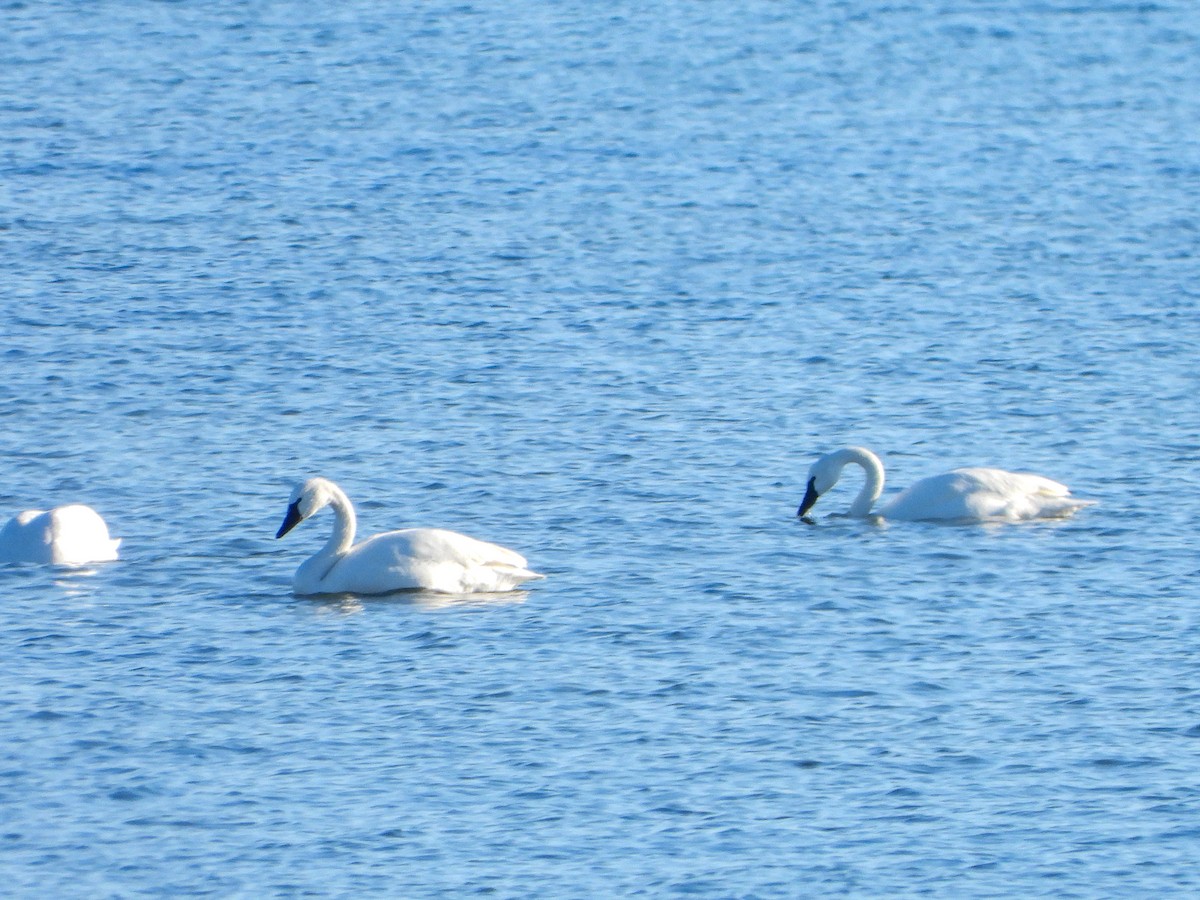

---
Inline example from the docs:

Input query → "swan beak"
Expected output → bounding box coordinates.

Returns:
[798,478,819,517]
[276,501,303,539]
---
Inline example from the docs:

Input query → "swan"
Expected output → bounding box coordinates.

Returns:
[798,447,1094,522]
[275,477,544,595]
[0,504,121,565]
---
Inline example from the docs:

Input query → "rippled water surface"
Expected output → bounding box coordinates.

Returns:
[3,2,1200,896]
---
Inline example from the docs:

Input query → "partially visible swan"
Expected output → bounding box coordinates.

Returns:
[275,477,544,595]
[0,504,121,565]
[798,447,1094,522]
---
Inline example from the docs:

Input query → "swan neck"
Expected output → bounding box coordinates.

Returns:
[325,485,356,557]
[844,448,885,516]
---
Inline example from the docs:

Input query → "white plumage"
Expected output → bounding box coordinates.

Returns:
[0,504,121,565]
[275,477,543,595]
[799,447,1094,523]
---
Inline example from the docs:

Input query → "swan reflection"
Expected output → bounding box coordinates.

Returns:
[306,589,531,615]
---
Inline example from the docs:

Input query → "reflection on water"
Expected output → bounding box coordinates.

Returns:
[0,560,111,598]
[305,589,531,615]
[51,566,106,597]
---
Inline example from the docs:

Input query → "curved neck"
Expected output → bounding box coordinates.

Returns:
[322,483,357,557]
[836,447,885,516]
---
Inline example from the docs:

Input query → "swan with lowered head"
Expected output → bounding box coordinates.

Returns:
[798,447,1094,522]
[275,477,544,595]
[0,504,121,565]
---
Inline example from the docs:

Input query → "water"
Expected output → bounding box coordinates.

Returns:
[2,1,1199,895]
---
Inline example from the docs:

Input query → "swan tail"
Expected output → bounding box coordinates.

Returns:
[1036,496,1096,518]
[494,563,544,580]
[486,562,545,588]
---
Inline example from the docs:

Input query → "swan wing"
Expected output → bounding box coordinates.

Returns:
[951,468,1094,520]
[319,528,542,595]
[953,467,1069,496]
[880,468,1093,522]
[394,528,532,570]
[395,528,544,592]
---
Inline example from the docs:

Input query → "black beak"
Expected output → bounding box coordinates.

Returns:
[276,501,303,539]
[798,478,819,517]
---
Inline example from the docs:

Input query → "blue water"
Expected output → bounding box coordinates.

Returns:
[3,1,1200,895]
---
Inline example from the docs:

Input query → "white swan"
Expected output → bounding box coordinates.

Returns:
[798,447,1094,522]
[0,504,121,565]
[275,477,544,595]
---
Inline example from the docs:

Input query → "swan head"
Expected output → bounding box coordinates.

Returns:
[276,477,338,539]
[798,447,883,518]
[798,456,841,517]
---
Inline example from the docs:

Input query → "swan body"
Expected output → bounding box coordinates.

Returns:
[0,504,121,565]
[275,477,544,595]
[798,447,1094,522]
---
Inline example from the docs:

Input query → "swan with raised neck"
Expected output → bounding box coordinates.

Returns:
[276,477,357,586]
[276,477,544,595]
